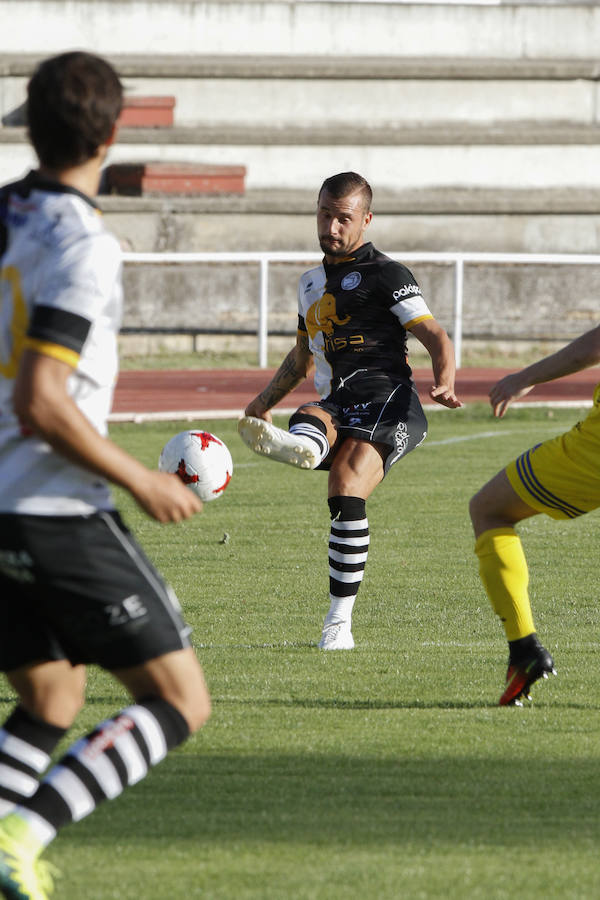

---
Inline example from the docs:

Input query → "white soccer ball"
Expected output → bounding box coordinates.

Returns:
[158,430,233,502]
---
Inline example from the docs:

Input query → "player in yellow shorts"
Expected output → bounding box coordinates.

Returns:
[469,325,600,705]
[505,385,600,519]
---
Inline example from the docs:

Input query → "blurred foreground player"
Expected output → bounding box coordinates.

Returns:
[470,325,600,705]
[239,172,462,650]
[0,53,209,899]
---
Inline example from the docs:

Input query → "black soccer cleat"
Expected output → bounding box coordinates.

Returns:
[499,644,556,706]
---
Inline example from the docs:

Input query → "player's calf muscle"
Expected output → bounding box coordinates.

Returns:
[114,648,211,733]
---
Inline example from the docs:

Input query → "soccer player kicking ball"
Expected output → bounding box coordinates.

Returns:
[470,325,600,705]
[0,53,209,899]
[239,171,462,650]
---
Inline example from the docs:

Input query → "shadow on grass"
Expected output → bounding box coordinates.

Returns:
[72,751,600,849]
[216,696,493,710]
[2,695,591,711]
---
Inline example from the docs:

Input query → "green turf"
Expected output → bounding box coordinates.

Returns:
[2,405,599,899]
[116,343,561,371]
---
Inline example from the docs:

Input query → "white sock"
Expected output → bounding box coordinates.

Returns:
[324,596,356,627]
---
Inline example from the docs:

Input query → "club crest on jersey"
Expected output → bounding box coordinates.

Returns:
[341,272,361,291]
[306,291,351,339]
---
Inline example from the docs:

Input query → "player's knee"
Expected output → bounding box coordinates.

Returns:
[148,688,211,736]
[469,489,491,533]
[12,663,86,728]
[27,687,85,729]
[289,410,328,432]
[186,685,212,733]
[468,491,481,524]
[171,677,212,734]
[469,485,515,536]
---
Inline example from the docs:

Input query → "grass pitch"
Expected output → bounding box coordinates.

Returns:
[2,405,600,899]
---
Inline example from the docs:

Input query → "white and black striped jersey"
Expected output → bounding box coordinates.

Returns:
[0,171,122,514]
[297,242,433,397]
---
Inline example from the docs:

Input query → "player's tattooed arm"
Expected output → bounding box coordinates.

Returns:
[244,332,314,419]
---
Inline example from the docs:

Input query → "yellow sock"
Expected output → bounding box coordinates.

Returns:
[474,527,535,641]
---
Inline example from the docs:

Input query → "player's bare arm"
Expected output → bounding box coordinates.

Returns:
[13,349,202,522]
[490,324,600,418]
[244,332,314,420]
[409,318,463,409]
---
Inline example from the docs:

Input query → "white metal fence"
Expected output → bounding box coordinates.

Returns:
[122,250,600,369]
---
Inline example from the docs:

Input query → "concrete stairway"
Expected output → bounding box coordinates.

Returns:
[3,43,600,240]
[2,52,600,254]
[1,2,599,350]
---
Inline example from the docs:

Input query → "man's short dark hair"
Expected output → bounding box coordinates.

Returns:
[318,172,373,212]
[27,52,123,170]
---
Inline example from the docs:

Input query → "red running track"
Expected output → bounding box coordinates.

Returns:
[111,367,598,421]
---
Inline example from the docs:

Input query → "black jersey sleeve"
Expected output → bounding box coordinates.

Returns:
[24,304,92,367]
[27,304,91,353]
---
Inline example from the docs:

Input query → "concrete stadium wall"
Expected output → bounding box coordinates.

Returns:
[3,1,599,349]
[3,63,600,128]
[93,190,600,257]
[3,1,600,58]
[120,257,600,342]
[3,130,600,194]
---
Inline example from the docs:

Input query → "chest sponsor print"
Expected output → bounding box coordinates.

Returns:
[306,292,351,339]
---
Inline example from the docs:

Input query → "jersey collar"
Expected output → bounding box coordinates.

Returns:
[22,170,100,211]
[323,241,374,273]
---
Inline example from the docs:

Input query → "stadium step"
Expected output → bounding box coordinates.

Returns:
[2,1,600,57]
[103,162,246,196]
[3,121,600,194]
[92,186,600,254]
[2,54,600,129]
[2,47,599,199]
[118,96,176,129]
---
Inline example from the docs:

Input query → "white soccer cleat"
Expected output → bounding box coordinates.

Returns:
[238,416,320,469]
[318,621,355,651]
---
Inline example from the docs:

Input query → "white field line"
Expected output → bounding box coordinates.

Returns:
[109,399,591,425]
[424,430,515,447]
[109,409,243,423]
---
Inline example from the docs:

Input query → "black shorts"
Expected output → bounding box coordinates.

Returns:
[306,369,428,473]
[0,511,192,672]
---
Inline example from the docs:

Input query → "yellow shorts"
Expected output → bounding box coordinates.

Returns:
[506,383,600,520]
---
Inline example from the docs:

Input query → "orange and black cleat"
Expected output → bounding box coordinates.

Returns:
[499,645,557,706]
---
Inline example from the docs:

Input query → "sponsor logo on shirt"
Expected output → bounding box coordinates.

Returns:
[306,292,351,339]
[393,284,421,301]
[395,422,409,456]
[0,549,35,583]
[84,715,136,760]
[342,403,370,426]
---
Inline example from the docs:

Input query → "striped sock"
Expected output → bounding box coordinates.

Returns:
[0,707,66,817]
[325,496,369,627]
[15,698,190,848]
[288,414,330,466]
